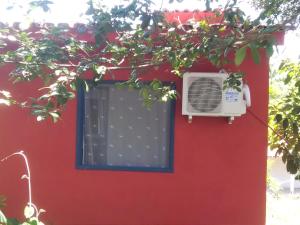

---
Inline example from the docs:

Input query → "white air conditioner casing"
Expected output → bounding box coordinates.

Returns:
[182,72,247,119]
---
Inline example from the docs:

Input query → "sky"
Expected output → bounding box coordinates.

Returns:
[0,0,227,24]
[0,0,261,24]
[0,0,299,64]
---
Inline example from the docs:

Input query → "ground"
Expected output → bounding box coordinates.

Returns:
[266,189,300,225]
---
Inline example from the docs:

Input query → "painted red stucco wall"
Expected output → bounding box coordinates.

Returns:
[0,14,277,225]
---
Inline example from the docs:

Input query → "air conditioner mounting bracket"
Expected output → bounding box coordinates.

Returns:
[228,116,235,124]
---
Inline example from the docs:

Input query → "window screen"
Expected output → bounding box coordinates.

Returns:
[76,82,175,172]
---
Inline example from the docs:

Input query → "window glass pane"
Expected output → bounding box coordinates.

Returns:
[80,83,173,170]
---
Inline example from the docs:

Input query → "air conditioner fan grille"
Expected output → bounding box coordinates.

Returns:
[188,77,222,112]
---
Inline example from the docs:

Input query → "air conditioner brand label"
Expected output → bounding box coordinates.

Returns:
[225,90,239,103]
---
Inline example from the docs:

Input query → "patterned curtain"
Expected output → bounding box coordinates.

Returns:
[82,84,171,169]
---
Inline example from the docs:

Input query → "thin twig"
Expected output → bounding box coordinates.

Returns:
[1,151,32,207]
[159,0,164,10]
[2,60,161,71]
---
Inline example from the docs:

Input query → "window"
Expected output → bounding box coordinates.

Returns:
[76,81,175,172]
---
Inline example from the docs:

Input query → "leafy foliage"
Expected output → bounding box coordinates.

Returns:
[223,72,244,91]
[250,0,300,27]
[269,61,300,176]
[0,0,282,122]
[234,46,247,66]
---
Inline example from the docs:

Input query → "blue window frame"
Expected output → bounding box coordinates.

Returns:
[76,81,175,172]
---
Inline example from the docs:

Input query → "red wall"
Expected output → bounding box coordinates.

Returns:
[0,44,269,225]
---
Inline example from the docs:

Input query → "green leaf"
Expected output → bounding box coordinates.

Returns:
[49,112,60,123]
[282,118,289,130]
[274,114,282,123]
[27,218,38,225]
[69,82,77,91]
[283,104,292,111]
[7,218,19,225]
[45,101,54,110]
[0,99,11,106]
[140,88,149,99]
[266,43,274,57]
[199,20,209,31]
[83,80,89,92]
[284,75,292,84]
[24,205,35,219]
[36,115,46,122]
[57,96,68,105]
[291,106,300,114]
[286,158,298,174]
[282,153,287,163]
[292,122,299,135]
[150,79,162,91]
[234,46,247,66]
[0,210,7,224]
[250,45,260,64]
[294,142,300,152]
[94,65,106,75]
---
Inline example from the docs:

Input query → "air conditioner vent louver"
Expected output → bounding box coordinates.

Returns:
[188,77,222,113]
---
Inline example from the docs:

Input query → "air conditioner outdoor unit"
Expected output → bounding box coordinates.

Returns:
[182,72,250,123]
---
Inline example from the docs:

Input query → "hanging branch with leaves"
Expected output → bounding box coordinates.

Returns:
[0,0,283,122]
[269,61,300,176]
